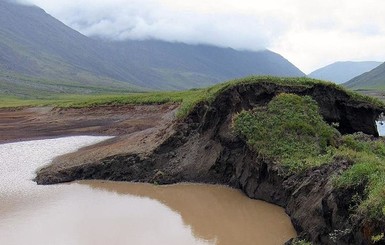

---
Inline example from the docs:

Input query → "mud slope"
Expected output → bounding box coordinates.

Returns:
[0,104,178,143]
[36,80,385,244]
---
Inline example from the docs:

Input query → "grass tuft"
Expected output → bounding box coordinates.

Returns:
[233,93,338,172]
[232,91,385,222]
[334,134,385,221]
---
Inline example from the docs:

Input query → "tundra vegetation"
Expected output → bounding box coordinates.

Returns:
[2,76,382,116]
[3,76,385,238]
[233,91,385,225]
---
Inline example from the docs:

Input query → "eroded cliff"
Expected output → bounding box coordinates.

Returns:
[35,79,385,244]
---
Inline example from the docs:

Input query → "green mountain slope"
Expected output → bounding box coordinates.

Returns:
[308,61,381,84]
[110,40,305,89]
[0,0,142,97]
[344,62,385,90]
[0,0,305,97]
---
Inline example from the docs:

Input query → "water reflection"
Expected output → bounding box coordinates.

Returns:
[81,181,297,245]
[1,185,211,245]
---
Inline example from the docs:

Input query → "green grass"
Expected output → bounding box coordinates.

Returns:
[0,90,209,119]
[232,89,385,222]
[0,70,142,98]
[2,76,384,118]
[204,76,385,107]
[334,134,385,221]
[177,75,385,114]
[233,93,338,172]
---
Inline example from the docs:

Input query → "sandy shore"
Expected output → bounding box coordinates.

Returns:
[0,103,178,173]
[0,103,178,144]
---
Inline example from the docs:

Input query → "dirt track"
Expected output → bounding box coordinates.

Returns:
[0,104,178,144]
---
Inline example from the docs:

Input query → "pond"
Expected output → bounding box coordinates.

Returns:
[0,137,296,245]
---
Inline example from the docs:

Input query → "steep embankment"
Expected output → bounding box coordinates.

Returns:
[36,78,385,244]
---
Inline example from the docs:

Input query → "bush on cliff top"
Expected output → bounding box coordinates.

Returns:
[234,93,385,222]
[233,93,338,172]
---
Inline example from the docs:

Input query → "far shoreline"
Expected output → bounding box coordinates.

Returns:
[0,104,177,144]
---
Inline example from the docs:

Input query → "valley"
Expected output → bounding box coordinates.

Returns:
[1,0,385,244]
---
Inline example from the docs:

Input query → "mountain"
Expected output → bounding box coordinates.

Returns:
[109,40,305,89]
[308,61,382,84]
[344,62,385,90]
[0,0,305,98]
[0,0,142,97]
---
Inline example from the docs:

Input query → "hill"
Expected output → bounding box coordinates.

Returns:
[344,62,385,90]
[308,61,381,84]
[0,1,304,98]
[33,77,385,244]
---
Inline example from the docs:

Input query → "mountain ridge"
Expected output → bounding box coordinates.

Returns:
[0,0,305,97]
[308,61,381,84]
[344,62,385,90]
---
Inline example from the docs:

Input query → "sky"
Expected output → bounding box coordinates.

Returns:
[19,0,385,73]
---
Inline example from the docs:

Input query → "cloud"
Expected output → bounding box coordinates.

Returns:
[21,0,385,73]
[268,0,385,72]
[25,0,283,50]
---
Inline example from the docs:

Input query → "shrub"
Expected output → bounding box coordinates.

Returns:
[233,93,338,172]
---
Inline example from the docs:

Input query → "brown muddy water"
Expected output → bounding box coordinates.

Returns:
[0,136,296,245]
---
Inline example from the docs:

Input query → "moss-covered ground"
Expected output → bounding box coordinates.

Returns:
[233,93,338,172]
[233,92,385,223]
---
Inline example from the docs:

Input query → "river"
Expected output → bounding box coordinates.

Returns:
[0,136,296,245]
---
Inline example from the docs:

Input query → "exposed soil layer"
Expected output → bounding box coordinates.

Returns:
[34,82,385,244]
[0,104,178,144]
